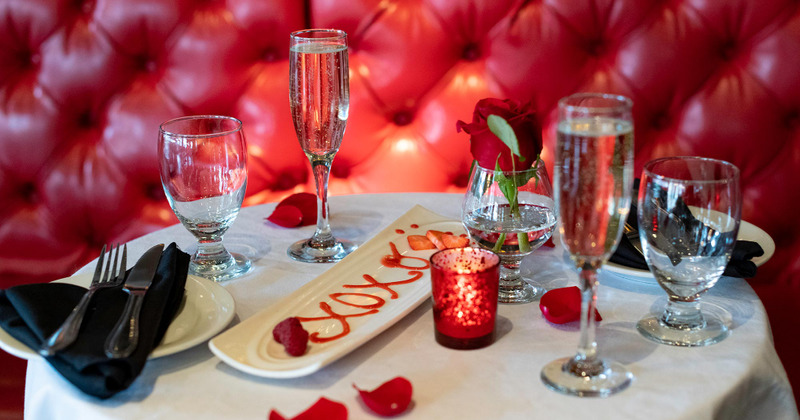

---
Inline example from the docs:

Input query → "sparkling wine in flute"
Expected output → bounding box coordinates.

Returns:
[290,42,349,158]
[555,118,634,267]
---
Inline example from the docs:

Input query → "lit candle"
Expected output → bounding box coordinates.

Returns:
[430,247,500,349]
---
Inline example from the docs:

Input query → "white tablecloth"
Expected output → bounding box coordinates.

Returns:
[24,193,799,419]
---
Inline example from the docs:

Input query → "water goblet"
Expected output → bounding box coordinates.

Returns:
[636,156,741,347]
[158,115,252,282]
[462,159,556,303]
[287,28,356,263]
[541,92,635,397]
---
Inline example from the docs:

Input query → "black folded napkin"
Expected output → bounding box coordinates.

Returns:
[610,181,764,278]
[0,243,189,398]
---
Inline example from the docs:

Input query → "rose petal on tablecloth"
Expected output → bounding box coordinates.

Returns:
[540,286,602,324]
[278,192,317,226]
[267,205,304,227]
[269,397,347,420]
[353,376,413,417]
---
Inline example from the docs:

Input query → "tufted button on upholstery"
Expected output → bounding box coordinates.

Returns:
[586,38,606,57]
[720,39,737,61]
[651,112,670,130]
[785,110,799,130]
[17,182,38,204]
[261,47,279,62]
[392,110,414,126]
[462,42,481,61]
[146,183,165,201]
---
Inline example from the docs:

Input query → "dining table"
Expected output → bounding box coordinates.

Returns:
[21,193,799,419]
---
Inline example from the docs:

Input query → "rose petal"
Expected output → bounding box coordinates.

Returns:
[539,286,602,324]
[353,376,413,417]
[267,205,304,227]
[542,237,555,248]
[269,411,287,420]
[277,192,317,226]
[269,397,348,420]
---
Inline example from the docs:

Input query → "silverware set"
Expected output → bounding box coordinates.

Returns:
[39,243,164,359]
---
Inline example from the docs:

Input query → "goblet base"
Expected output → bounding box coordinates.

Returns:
[288,238,357,263]
[499,282,545,304]
[541,357,633,398]
[637,303,731,347]
[191,252,252,282]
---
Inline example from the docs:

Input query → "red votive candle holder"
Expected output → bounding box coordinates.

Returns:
[430,247,500,349]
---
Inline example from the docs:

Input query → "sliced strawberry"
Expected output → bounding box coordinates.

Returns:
[426,230,446,250]
[272,317,309,356]
[408,235,436,250]
[442,233,469,249]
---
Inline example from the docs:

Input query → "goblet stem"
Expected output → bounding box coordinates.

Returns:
[661,299,705,330]
[195,238,230,264]
[309,158,335,249]
[499,257,522,284]
[497,255,544,303]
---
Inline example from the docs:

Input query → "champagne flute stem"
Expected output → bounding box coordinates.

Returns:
[310,158,335,248]
[571,265,602,374]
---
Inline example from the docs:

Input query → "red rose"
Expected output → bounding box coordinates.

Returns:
[457,98,542,171]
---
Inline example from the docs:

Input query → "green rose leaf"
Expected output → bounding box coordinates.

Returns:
[488,114,523,160]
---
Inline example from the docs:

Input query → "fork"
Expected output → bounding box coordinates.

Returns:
[39,244,127,356]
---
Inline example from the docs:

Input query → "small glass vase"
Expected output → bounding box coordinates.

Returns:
[461,160,556,303]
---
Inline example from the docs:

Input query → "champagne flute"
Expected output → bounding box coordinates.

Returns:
[636,157,740,346]
[541,93,634,397]
[158,115,251,281]
[287,29,356,263]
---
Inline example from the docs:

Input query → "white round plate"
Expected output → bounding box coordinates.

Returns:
[0,274,235,360]
[604,219,776,283]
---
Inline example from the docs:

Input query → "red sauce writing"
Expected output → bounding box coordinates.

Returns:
[295,241,430,344]
[410,224,419,229]
[395,229,405,234]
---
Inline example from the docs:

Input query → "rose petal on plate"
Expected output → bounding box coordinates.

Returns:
[353,376,413,417]
[267,205,303,227]
[539,286,602,324]
[269,397,348,420]
[277,192,317,226]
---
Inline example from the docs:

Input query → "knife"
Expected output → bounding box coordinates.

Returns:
[623,222,645,257]
[104,244,164,358]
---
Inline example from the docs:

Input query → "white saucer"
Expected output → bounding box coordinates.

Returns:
[0,274,235,360]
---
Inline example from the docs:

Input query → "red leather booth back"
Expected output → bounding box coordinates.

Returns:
[1,0,799,415]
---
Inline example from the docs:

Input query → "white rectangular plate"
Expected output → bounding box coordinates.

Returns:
[208,205,464,378]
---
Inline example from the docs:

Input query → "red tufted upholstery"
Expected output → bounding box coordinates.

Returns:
[1,0,799,415]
